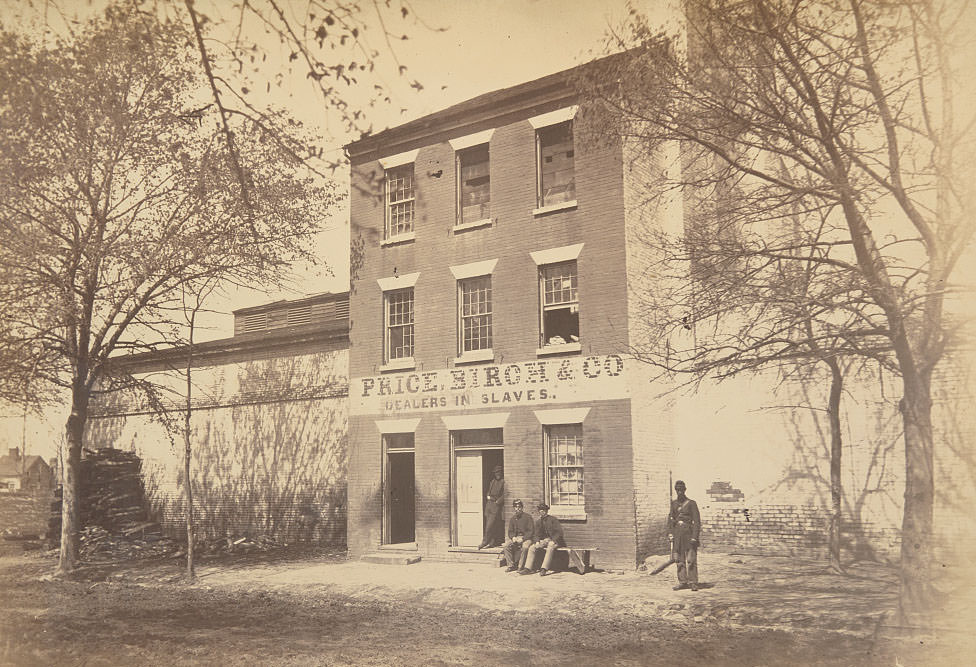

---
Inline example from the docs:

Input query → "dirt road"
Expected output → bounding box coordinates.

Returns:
[0,552,966,666]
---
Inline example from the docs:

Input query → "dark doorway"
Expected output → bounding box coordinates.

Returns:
[388,451,415,544]
[481,449,504,494]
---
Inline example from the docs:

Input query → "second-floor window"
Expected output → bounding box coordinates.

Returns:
[457,144,490,224]
[384,288,414,361]
[537,120,575,208]
[540,260,579,347]
[459,275,492,354]
[385,164,415,239]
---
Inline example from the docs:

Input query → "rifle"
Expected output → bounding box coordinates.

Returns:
[648,534,676,575]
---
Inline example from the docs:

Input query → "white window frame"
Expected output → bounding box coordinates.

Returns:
[384,163,416,242]
[383,287,415,367]
[538,260,581,353]
[455,143,492,229]
[543,423,586,519]
[531,108,579,215]
[457,274,493,361]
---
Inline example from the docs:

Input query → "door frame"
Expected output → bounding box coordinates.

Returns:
[383,437,415,545]
[449,434,504,547]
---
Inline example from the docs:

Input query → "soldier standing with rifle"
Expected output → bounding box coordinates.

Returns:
[667,480,701,591]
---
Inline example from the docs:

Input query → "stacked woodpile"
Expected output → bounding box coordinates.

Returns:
[48,448,165,554]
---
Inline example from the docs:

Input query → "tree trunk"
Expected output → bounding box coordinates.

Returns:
[825,357,845,574]
[56,382,89,575]
[897,368,936,626]
[184,313,196,582]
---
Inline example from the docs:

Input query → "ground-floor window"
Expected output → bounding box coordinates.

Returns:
[545,424,584,508]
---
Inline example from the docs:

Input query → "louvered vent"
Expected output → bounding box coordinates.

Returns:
[334,298,350,319]
[287,305,312,327]
[240,312,267,333]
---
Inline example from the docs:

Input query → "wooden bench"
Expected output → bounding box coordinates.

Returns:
[556,547,597,574]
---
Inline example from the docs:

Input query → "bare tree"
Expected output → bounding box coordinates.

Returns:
[178,280,218,581]
[584,0,975,623]
[0,7,334,574]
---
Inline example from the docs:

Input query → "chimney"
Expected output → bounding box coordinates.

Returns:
[8,447,19,459]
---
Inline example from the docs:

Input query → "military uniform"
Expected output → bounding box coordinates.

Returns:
[501,509,535,570]
[525,510,565,573]
[668,495,701,587]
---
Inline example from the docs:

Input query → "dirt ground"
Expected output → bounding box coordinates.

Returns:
[0,549,970,666]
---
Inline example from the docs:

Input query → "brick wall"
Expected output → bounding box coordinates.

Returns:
[622,134,680,565]
[0,491,51,539]
[347,93,649,570]
[701,503,901,562]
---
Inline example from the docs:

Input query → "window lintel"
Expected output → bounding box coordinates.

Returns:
[377,272,420,291]
[449,258,497,280]
[530,243,584,266]
[378,149,419,169]
[448,129,495,151]
[375,418,421,434]
[534,408,590,425]
[528,105,578,129]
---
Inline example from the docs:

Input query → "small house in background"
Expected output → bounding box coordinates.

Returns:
[0,448,53,494]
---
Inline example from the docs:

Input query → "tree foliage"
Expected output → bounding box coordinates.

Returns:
[0,5,335,571]
[584,0,975,623]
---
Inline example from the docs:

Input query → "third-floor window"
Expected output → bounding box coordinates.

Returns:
[536,120,575,208]
[385,164,415,239]
[457,144,490,225]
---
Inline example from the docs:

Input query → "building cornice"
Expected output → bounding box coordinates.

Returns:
[108,325,348,376]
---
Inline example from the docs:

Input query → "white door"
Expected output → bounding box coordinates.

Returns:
[455,451,483,547]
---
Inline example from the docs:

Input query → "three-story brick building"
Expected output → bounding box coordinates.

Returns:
[346,66,675,569]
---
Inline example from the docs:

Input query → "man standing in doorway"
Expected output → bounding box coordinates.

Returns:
[668,480,701,591]
[478,465,506,549]
[501,499,535,572]
[521,503,564,576]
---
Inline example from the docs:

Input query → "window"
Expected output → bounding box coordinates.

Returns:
[546,424,584,508]
[457,144,490,224]
[537,121,575,208]
[459,275,492,354]
[540,261,579,347]
[384,288,414,362]
[385,164,415,239]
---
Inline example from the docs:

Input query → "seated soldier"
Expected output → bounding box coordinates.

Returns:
[520,503,565,577]
[501,499,535,572]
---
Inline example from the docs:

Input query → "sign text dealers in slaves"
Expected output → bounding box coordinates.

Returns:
[351,355,627,415]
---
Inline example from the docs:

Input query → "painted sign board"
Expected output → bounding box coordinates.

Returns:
[351,354,628,416]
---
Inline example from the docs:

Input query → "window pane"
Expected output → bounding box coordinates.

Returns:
[546,424,583,507]
[454,428,503,447]
[538,121,575,207]
[386,166,415,237]
[385,433,414,450]
[460,276,492,352]
[385,288,414,360]
[540,261,580,346]
[458,144,490,223]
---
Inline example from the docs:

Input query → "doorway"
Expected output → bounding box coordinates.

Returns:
[384,434,415,545]
[451,429,504,547]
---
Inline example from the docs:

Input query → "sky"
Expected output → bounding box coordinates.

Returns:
[0,0,671,456]
[197,0,671,341]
